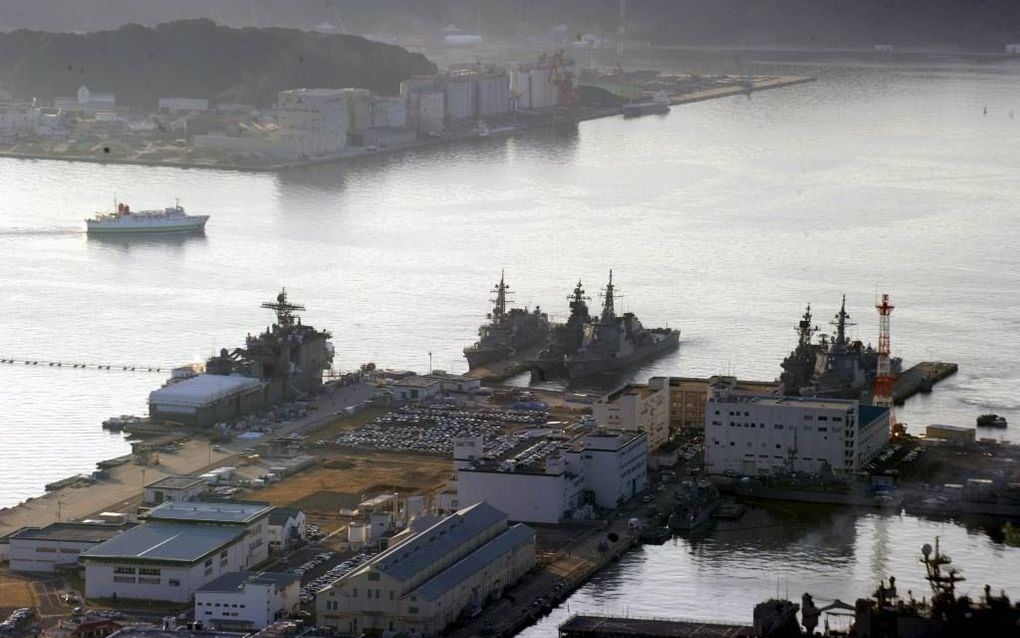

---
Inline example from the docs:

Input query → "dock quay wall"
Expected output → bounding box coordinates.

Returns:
[892,361,958,405]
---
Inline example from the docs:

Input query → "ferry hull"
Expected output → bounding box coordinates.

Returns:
[86,216,209,234]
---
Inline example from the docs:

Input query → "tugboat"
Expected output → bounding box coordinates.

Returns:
[563,271,679,379]
[463,271,549,369]
[528,280,592,381]
[977,413,1008,428]
[667,479,719,532]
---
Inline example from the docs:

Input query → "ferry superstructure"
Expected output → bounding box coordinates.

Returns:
[85,202,209,234]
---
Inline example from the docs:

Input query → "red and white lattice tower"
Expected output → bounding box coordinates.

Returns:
[874,294,896,410]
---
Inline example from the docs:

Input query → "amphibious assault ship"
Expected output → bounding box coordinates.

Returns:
[204,289,334,402]
[528,280,592,381]
[563,271,679,379]
[463,271,549,369]
[148,289,333,427]
[780,296,900,399]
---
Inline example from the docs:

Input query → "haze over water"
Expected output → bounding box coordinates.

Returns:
[1,51,1018,607]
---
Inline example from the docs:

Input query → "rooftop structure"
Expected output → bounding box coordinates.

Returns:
[9,522,135,544]
[149,375,262,409]
[198,571,299,593]
[81,523,244,562]
[146,476,207,491]
[143,500,274,526]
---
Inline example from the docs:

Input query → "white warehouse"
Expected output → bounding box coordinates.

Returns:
[195,571,300,629]
[456,429,647,524]
[7,522,136,573]
[277,88,349,157]
[704,382,890,477]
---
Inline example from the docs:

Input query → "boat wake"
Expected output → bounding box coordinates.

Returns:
[0,227,81,236]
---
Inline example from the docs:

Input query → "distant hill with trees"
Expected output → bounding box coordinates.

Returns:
[1,1,1019,50]
[0,19,436,108]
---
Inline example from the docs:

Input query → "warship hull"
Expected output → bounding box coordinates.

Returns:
[528,357,568,382]
[463,345,512,369]
[565,330,679,379]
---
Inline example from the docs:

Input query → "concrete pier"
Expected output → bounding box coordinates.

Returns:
[893,361,958,405]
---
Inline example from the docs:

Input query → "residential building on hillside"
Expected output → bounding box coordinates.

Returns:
[592,383,670,451]
[195,571,300,629]
[703,383,890,477]
[316,502,535,636]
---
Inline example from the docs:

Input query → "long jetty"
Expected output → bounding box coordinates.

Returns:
[893,361,958,405]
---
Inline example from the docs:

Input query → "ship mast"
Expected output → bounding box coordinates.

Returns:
[830,294,856,352]
[921,538,964,618]
[261,288,305,329]
[600,270,619,322]
[797,303,818,348]
[489,270,511,320]
[569,280,591,319]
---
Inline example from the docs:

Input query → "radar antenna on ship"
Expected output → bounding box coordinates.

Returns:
[830,294,856,351]
[261,288,305,328]
[921,537,965,618]
[600,269,622,321]
[489,270,512,320]
[797,303,819,347]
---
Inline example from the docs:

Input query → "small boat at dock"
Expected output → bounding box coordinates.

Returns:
[976,413,1008,428]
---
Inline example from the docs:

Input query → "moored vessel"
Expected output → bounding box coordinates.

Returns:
[623,91,671,117]
[563,271,679,379]
[529,279,592,381]
[86,201,209,234]
[463,271,549,369]
[977,413,1008,428]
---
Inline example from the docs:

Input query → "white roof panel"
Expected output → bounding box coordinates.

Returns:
[149,374,261,408]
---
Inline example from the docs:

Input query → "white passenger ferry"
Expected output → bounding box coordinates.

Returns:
[86,201,209,234]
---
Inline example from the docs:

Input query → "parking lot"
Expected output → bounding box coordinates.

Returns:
[317,405,550,454]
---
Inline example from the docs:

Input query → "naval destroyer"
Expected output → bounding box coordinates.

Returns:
[779,296,901,399]
[463,271,549,369]
[563,271,679,379]
[528,280,592,381]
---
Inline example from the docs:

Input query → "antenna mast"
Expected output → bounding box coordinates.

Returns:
[874,293,896,416]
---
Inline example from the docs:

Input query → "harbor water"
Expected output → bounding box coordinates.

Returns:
[1,51,1019,605]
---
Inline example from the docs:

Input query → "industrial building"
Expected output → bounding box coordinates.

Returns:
[391,376,442,402]
[370,96,408,128]
[6,522,136,573]
[592,383,670,451]
[143,476,208,506]
[510,55,576,110]
[158,98,209,114]
[81,501,273,603]
[54,85,116,113]
[148,375,264,428]
[648,376,778,432]
[400,66,512,128]
[276,89,349,157]
[455,429,648,524]
[703,381,890,477]
[267,508,305,551]
[316,502,535,636]
[195,572,300,629]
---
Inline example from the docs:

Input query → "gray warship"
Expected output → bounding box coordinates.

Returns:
[205,289,334,402]
[528,279,592,381]
[780,296,901,400]
[667,479,719,532]
[463,271,549,369]
[563,270,680,379]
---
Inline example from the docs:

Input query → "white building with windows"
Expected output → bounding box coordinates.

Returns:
[195,571,300,629]
[267,508,305,551]
[592,383,670,452]
[80,501,273,603]
[317,502,534,637]
[143,476,207,506]
[276,88,348,157]
[703,383,890,477]
[455,429,647,524]
[7,522,136,573]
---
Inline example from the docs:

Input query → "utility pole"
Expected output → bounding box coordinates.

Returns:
[615,0,627,74]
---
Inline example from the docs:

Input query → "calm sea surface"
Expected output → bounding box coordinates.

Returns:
[1,51,1018,612]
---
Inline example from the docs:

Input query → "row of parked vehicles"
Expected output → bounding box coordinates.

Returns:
[299,551,375,605]
[0,609,34,634]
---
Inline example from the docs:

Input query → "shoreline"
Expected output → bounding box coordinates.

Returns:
[0,76,814,174]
